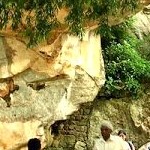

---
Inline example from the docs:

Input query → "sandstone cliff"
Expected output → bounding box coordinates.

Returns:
[0,31,105,149]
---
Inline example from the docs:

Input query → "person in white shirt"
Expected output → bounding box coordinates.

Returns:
[93,120,131,150]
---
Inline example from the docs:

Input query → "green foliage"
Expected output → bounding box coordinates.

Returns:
[0,0,139,46]
[101,20,150,98]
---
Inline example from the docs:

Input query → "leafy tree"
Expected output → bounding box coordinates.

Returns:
[0,0,139,46]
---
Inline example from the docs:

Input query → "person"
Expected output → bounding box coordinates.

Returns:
[27,138,41,150]
[93,120,131,150]
[118,130,135,150]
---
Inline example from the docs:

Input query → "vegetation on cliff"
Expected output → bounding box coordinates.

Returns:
[0,0,139,46]
[100,19,150,98]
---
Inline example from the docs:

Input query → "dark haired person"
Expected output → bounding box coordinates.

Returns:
[118,130,135,150]
[27,138,41,150]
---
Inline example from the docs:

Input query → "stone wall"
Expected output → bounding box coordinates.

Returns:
[48,102,92,150]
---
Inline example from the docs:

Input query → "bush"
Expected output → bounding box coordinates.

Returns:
[100,20,150,98]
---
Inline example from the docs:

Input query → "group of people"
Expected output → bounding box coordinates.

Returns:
[27,120,141,150]
[93,120,135,150]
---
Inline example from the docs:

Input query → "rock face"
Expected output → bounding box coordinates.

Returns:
[0,31,105,149]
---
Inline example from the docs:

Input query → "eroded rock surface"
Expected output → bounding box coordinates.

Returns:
[0,31,105,149]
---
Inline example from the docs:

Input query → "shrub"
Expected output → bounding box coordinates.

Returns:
[100,19,150,98]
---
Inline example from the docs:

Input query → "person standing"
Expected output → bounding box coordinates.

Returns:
[118,130,135,150]
[93,120,131,150]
